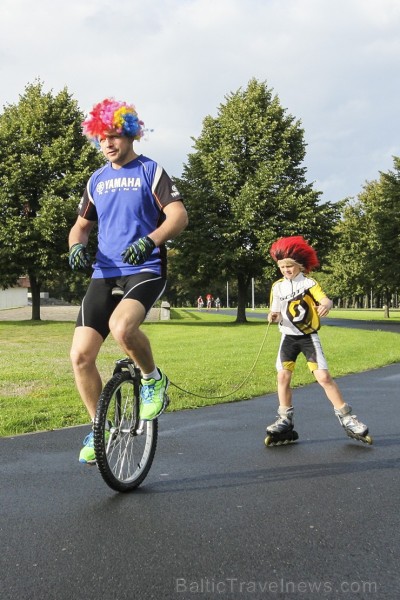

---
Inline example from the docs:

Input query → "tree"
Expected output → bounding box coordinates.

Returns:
[0,80,104,319]
[367,157,400,298]
[324,156,400,311]
[322,197,372,304]
[173,79,340,321]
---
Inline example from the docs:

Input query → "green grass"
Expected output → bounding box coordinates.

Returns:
[1,308,400,437]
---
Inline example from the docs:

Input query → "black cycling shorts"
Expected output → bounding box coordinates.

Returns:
[276,333,328,372]
[76,272,166,339]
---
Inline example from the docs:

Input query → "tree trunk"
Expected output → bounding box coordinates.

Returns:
[29,274,41,321]
[383,290,390,318]
[235,273,249,323]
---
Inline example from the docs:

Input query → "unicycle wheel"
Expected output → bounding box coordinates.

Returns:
[94,371,158,492]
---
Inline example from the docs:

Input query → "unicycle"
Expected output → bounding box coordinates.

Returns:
[93,358,158,492]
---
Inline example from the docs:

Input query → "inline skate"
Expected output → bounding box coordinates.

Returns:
[334,404,373,444]
[265,406,299,447]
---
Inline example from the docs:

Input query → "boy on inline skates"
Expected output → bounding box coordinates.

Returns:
[265,236,372,446]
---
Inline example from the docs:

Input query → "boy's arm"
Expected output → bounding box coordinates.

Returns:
[268,311,281,323]
[317,296,333,317]
[268,281,281,323]
[309,280,333,317]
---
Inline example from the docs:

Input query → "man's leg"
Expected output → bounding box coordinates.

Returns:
[109,298,168,420]
[70,326,105,464]
[70,326,104,420]
[109,298,155,373]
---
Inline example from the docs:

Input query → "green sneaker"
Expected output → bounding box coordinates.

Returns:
[139,370,169,420]
[78,429,110,464]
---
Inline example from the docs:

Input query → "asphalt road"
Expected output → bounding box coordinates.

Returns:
[1,357,399,599]
[214,308,400,334]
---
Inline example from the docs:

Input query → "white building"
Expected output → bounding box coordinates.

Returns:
[0,277,29,309]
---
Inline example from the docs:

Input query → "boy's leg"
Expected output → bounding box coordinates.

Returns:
[302,333,346,410]
[275,334,297,408]
[277,368,294,408]
[312,358,369,438]
[313,369,346,410]
[265,335,298,442]
[266,369,296,440]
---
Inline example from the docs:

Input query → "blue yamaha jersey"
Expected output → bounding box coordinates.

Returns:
[77,155,183,278]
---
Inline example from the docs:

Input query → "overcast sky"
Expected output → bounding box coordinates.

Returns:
[1,0,399,203]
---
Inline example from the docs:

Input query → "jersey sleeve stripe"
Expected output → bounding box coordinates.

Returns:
[151,164,164,209]
[79,180,97,220]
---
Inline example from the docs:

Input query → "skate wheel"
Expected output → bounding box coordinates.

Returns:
[264,431,299,447]
[364,435,373,445]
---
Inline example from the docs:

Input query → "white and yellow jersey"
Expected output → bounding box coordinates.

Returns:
[270,273,327,335]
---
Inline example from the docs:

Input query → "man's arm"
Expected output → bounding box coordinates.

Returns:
[121,200,188,266]
[68,215,96,248]
[147,201,188,247]
[68,216,96,270]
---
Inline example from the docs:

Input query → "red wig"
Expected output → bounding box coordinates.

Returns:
[270,236,319,273]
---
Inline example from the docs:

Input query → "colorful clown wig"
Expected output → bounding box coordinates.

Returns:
[270,236,319,274]
[82,98,144,141]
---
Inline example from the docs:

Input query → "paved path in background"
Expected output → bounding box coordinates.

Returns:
[0,305,80,321]
[0,304,163,322]
[201,308,400,333]
[3,305,400,333]
[1,306,399,599]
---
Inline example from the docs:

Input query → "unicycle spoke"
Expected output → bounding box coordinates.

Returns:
[107,426,154,481]
[94,368,158,492]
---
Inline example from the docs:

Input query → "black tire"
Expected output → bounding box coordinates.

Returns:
[94,371,158,492]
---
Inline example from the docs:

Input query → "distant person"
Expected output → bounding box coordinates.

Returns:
[265,236,371,445]
[68,97,188,464]
[215,297,221,311]
[206,293,213,310]
[197,295,204,310]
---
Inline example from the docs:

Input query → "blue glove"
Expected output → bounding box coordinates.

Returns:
[121,236,156,265]
[69,243,91,270]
